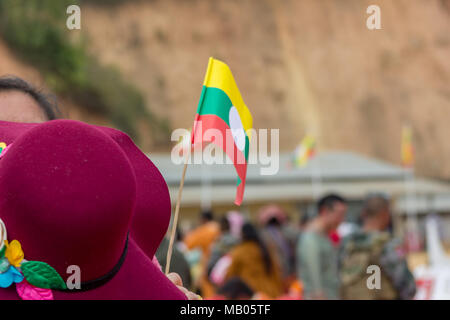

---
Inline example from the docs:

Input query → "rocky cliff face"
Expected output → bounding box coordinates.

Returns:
[81,0,450,178]
[2,0,450,179]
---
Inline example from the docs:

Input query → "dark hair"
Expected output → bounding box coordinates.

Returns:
[0,76,59,120]
[217,277,254,299]
[241,223,273,274]
[201,210,214,222]
[267,216,281,227]
[299,213,311,227]
[175,227,184,242]
[219,216,230,232]
[317,193,346,213]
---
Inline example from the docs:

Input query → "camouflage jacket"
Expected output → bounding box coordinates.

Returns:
[338,229,416,300]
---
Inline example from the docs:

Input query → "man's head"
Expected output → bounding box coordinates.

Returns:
[317,193,347,231]
[361,194,391,231]
[0,76,59,123]
[200,210,214,224]
[219,215,231,233]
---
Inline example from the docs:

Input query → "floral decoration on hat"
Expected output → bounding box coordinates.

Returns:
[0,142,11,159]
[0,218,66,300]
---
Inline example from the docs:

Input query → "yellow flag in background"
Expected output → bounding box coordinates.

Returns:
[401,125,414,168]
[293,135,316,167]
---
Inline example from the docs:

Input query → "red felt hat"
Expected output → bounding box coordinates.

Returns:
[0,120,171,261]
[0,120,186,299]
[97,125,171,259]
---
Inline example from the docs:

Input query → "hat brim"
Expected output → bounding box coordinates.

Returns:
[0,120,171,260]
[0,238,187,300]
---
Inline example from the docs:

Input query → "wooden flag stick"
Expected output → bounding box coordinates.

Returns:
[165,149,190,275]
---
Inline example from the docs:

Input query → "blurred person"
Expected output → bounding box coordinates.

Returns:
[0,76,59,122]
[226,210,245,238]
[282,215,301,244]
[207,214,240,277]
[338,194,416,300]
[299,212,312,231]
[175,226,188,252]
[184,210,221,256]
[208,277,255,300]
[225,223,283,299]
[184,210,221,297]
[296,194,347,299]
[258,205,296,280]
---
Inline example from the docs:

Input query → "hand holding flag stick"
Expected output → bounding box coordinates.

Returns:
[165,57,253,274]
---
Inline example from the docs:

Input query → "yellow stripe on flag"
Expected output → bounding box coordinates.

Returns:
[203,57,253,138]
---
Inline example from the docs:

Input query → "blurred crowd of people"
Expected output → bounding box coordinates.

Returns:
[156,193,417,300]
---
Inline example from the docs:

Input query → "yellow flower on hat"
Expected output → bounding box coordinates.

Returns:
[4,240,24,268]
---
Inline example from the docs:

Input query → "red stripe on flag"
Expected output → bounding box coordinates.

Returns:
[192,114,248,205]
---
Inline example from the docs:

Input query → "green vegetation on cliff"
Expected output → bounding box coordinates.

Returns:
[0,0,169,143]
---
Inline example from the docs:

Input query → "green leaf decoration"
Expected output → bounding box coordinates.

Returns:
[21,261,67,290]
[0,245,5,259]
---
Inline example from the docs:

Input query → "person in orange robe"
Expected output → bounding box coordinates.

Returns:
[184,211,221,297]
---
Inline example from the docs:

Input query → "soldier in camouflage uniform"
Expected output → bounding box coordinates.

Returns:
[338,195,416,300]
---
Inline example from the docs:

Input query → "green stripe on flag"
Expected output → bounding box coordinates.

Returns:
[197,86,250,160]
[197,86,233,126]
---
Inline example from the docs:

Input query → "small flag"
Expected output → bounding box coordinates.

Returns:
[191,57,253,206]
[293,135,316,167]
[401,126,414,168]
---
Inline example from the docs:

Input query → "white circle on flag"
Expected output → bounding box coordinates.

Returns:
[229,106,246,151]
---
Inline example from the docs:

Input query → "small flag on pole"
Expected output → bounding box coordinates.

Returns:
[401,125,414,168]
[191,57,253,206]
[293,134,316,167]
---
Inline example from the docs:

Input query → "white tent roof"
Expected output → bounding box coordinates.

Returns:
[149,151,450,207]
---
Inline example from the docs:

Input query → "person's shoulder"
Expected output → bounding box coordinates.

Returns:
[371,232,394,250]
[298,230,323,247]
[299,230,316,240]
[230,241,255,257]
[383,234,401,248]
[381,235,405,258]
[206,221,221,233]
[222,233,239,246]
[339,229,373,251]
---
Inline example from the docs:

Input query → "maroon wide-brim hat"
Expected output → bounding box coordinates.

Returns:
[0,119,171,260]
[0,120,186,300]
